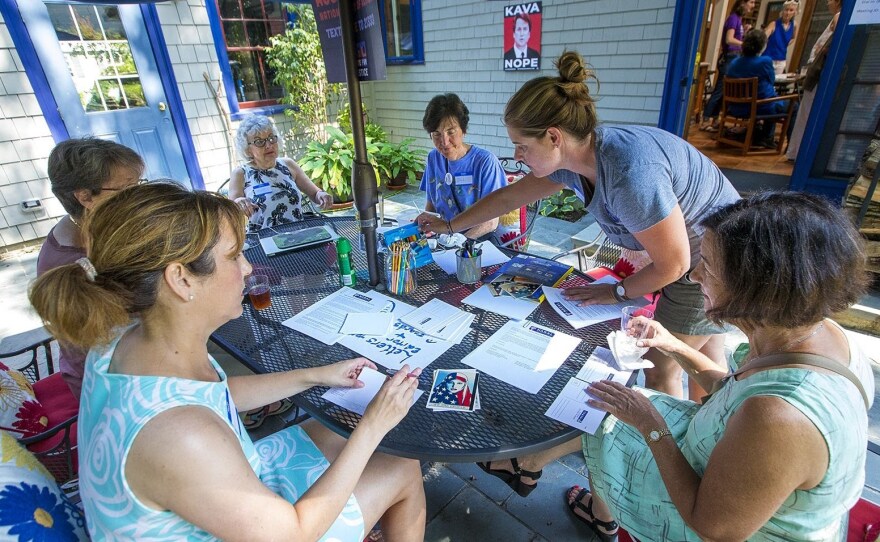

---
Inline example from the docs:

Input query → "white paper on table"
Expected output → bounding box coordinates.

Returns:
[462,284,538,321]
[321,366,423,415]
[338,301,456,371]
[399,298,461,334]
[461,320,580,394]
[282,288,399,345]
[545,347,633,434]
[431,242,510,274]
[339,312,393,336]
[543,283,649,330]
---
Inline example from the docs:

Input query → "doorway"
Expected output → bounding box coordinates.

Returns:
[682,0,827,178]
[17,1,191,184]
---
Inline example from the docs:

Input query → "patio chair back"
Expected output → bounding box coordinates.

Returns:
[497,157,540,251]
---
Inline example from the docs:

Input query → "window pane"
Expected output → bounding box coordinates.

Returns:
[259,51,284,100]
[219,0,242,18]
[228,50,263,102]
[839,84,880,133]
[98,79,125,110]
[110,43,138,76]
[47,5,78,41]
[241,0,264,18]
[83,81,106,112]
[825,134,872,176]
[120,77,146,108]
[97,6,126,40]
[246,20,269,47]
[384,0,413,57]
[224,21,247,47]
[71,5,103,41]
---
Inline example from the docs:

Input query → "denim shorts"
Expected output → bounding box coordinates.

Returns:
[654,277,729,336]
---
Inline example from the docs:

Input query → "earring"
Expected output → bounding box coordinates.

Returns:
[188,294,194,301]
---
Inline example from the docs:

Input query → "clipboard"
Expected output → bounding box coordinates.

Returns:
[259,225,340,256]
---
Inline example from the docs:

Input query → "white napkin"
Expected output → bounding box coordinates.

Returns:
[606,330,655,371]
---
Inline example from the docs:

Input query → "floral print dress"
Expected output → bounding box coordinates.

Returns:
[242,159,305,233]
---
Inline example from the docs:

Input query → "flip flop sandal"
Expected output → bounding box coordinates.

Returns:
[242,405,270,430]
[567,486,619,541]
[265,397,295,417]
[477,458,542,497]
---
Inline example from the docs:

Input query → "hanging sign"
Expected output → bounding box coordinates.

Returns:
[503,2,542,71]
[312,0,387,83]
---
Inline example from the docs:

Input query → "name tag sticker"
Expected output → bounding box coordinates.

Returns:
[252,182,272,196]
[454,175,474,186]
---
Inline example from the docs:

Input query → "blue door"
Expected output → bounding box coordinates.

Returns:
[18,2,190,185]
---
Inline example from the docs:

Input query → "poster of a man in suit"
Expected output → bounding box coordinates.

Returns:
[503,3,542,71]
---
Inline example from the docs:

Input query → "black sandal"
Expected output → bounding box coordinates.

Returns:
[567,485,619,541]
[477,458,542,497]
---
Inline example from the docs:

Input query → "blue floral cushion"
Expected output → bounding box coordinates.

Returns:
[0,430,88,541]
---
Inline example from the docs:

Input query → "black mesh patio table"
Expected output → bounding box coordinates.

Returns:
[211,217,616,462]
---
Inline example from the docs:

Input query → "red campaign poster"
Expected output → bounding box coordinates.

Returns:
[503,2,542,71]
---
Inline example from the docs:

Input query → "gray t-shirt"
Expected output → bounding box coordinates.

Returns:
[549,125,740,270]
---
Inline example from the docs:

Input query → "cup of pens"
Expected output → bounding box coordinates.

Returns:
[455,242,482,284]
[386,240,418,295]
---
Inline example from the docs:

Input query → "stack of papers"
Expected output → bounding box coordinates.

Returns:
[339,312,394,336]
[426,369,480,412]
[544,347,633,434]
[283,288,459,370]
[397,298,474,343]
[321,366,423,415]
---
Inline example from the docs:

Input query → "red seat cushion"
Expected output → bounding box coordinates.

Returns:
[848,498,880,541]
[28,373,79,459]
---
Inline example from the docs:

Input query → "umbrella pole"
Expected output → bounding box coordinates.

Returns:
[339,0,380,287]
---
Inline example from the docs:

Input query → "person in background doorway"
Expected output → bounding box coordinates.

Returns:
[37,138,145,399]
[763,0,798,74]
[702,0,757,131]
[726,29,798,149]
[787,0,841,161]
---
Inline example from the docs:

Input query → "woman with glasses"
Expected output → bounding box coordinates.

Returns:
[420,93,511,243]
[230,115,333,233]
[37,137,145,398]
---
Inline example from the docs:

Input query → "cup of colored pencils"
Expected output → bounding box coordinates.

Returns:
[385,240,418,295]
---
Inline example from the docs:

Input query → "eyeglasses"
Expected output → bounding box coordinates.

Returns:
[249,135,278,148]
[429,127,460,142]
[99,179,148,192]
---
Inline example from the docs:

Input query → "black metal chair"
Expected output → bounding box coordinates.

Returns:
[0,328,79,496]
[497,157,540,251]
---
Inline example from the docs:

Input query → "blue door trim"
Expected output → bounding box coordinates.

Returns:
[0,0,69,143]
[658,0,707,135]
[139,4,204,189]
[0,1,202,189]
[789,0,856,200]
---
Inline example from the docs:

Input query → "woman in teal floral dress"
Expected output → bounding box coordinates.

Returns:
[29,182,425,541]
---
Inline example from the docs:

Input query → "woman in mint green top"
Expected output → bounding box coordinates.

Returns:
[472,192,873,540]
[29,182,426,541]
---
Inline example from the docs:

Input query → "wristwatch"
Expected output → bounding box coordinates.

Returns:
[612,279,630,302]
[646,428,672,444]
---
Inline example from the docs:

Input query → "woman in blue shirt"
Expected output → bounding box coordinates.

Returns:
[419,93,509,242]
[763,1,798,74]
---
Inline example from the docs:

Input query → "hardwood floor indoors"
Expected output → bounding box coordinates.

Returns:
[685,121,795,177]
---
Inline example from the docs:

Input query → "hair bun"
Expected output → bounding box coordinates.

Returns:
[556,51,588,84]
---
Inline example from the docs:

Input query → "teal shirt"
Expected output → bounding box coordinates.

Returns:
[78,331,364,541]
[584,324,872,541]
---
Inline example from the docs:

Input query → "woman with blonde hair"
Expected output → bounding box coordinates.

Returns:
[418,51,739,407]
[29,182,425,541]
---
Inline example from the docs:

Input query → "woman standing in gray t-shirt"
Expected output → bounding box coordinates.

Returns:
[417,51,740,402]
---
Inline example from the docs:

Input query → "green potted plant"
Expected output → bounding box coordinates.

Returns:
[375,138,426,190]
[298,125,383,205]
